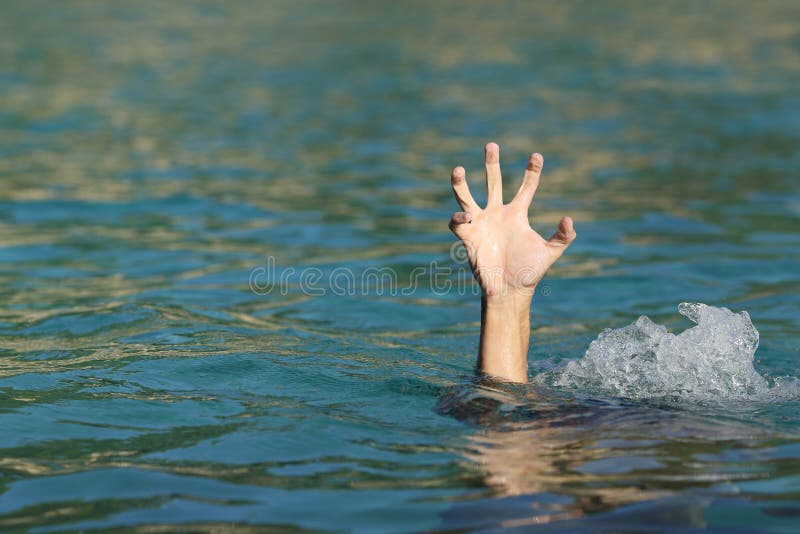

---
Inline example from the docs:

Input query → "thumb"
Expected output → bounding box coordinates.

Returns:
[546,216,576,261]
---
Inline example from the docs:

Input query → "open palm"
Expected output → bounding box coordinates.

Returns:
[449,143,576,297]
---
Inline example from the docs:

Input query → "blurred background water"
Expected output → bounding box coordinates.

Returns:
[1,0,799,531]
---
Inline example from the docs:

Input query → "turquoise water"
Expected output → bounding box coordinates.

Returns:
[1,1,799,531]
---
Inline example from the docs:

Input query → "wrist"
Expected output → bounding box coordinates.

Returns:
[482,288,534,314]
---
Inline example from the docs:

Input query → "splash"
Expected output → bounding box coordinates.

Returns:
[547,303,798,402]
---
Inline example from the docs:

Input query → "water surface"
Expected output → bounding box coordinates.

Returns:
[1,1,799,531]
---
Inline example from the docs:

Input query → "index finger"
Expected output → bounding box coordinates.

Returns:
[451,166,480,212]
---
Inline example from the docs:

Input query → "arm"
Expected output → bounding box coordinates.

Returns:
[449,142,576,383]
[479,292,532,382]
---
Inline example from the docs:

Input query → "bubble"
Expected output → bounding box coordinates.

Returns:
[542,303,799,403]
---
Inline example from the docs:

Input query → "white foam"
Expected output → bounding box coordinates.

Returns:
[544,303,799,402]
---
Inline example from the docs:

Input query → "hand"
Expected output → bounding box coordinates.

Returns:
[449,142,576,298]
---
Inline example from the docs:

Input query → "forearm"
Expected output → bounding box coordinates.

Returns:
[477,291,533,383]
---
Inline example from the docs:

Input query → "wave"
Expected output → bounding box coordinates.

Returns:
[540,303,799,403]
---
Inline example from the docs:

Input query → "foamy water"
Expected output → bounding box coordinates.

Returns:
[543,303,799,402]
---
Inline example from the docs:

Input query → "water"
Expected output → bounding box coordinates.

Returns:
[548,302,799,402]
[1,1,799,531]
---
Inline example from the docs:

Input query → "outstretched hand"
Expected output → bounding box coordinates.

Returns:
[449,142,576,298]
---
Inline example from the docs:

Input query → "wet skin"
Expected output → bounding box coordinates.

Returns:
[449,142,576,382]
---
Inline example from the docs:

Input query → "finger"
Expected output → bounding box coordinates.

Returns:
[513,152,543,207]
[546,216,577,261]
[448,211,473,237]
[484,142,502,206]
[451,166,480,212]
